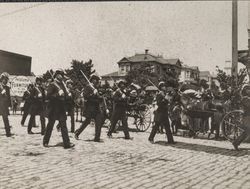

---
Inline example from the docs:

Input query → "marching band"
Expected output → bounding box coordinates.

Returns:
[1,69,249,151]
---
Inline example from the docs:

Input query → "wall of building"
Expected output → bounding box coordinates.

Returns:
[118,63,131,76]
[179,68,199,83]
[0,51,31,76]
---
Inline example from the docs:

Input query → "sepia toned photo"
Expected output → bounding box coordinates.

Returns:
[0,1,250,188]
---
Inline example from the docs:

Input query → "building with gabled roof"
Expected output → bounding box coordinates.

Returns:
[101,71,125,86]
[101,49,200,86]
[101,49,183,86]
[117,49,182,77]
[179,64,199,83]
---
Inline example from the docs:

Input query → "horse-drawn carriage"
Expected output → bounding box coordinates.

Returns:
[178,87,247,142]
[174,88,218,137]
[104,98,152,132]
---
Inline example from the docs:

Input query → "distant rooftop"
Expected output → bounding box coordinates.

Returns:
[182,64,199,71]
[118,50,181,67]
[200,71,211,76]
[102,71,119,77]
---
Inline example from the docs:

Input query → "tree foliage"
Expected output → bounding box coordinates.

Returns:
[42,59,96,91]
[216,66,248,109]
[65,59,95,90]
[125,63,179,89]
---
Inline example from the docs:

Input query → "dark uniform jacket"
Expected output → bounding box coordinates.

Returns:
[113,89,128,112]
[28,85,46,115]
[154,91,169,122]
[0,85,11,116]
[46,81,68,121]
[82,84,103,118]
[22,90,32,112]
[65,88,75,113]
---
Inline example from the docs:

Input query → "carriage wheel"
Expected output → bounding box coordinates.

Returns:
[135,104,152,132]
[221,110,245,142]
[105,119,121,133]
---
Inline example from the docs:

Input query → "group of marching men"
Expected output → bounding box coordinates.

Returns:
[0,69,177,149]
[1,69,250,150]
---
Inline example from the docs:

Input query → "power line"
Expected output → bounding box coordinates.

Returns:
[0,2,48,19]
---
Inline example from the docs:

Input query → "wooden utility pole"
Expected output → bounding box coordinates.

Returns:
[232,0,238,85]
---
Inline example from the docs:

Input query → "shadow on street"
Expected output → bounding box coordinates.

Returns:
[155,141,250,157]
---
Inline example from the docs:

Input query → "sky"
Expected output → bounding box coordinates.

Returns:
[0,1,248,76]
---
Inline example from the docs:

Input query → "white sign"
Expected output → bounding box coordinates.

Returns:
[10,76,32,97]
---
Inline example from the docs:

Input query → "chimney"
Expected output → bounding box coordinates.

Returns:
[144,49,149,60]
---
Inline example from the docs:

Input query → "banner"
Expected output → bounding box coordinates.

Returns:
[10,76,32,97]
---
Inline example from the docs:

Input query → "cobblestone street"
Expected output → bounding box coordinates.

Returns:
[0,115,250,189]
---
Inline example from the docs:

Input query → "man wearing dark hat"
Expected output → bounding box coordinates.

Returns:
[0,72,12,137]
[43,69,74,149]
[232,84,250,150]
[148,81,175,144]
[107,80,132,139]
[74,74,106,142]
[27,76,46,135]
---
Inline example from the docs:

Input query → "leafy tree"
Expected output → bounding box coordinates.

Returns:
[125,63,179,89]
[41,59,96,91]
[65,59,95,90]
[125,63,158,88]
[215,66,248,109]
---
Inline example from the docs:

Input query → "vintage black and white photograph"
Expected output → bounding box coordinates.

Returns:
[0,0,250,188]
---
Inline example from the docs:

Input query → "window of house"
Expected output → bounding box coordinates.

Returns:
[190,72,194,78]
[186,71,190,78]
[150,65,155,73]
[120,65,125,73]
[126,65,130,72]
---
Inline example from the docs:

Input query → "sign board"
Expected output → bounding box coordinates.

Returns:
[9,76,32,97]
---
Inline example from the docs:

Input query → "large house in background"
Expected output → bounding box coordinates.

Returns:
[101,71,123,86]
[117,49,182,76]
[199,71,218,87]
[102,50,183,85]
[179,64,199,83]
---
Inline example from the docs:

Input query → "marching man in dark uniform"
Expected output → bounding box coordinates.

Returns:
[65,79,76,133]
[43,69,74,149]
[57,79,76,133]
[0,72,12,137]
[27,77,46,135]
[232,84,250,150]
[107,80,132,140]
[21,84,33,126]
[148,81,175,144]
[74,74,106,142]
